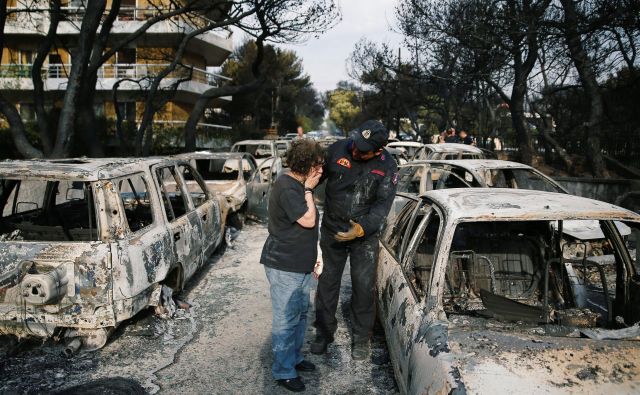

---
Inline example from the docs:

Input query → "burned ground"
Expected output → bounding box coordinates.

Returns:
[0,223,397,394]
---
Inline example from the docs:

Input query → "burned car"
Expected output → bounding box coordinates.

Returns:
[173,151,273,224]
[275,140,291,167]
[379,189,640,394]
[230,139,283,178]
[412,143,485,161]
[396,159,567,195]
[0,158,226,350]
[387,141,423,160]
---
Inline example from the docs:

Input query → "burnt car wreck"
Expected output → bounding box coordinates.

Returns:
[0,158,226,352]
[378,189,640,394]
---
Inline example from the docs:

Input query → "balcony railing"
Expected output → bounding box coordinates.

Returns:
[0,63,231,87]
[59,6,233,39]
[5,6,233,40]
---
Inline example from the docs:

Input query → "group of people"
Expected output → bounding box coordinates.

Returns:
[438,127,476,145]
[260,120,398,392]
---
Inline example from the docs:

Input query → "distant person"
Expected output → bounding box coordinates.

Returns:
[458,130,475,145]
[296,126,304,140]
[261,139,325,392]
[311,120,398,361]
[444,127,460,143]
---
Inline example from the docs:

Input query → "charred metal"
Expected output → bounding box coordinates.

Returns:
[378,188,640,394]
[0,157,227,351]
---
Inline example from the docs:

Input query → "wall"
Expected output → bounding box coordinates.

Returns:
[554,177,640,205]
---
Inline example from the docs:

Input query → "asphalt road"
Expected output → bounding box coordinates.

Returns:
[0,222,398,394]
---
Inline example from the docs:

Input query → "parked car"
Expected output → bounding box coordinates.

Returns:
[0,157,226,351]
[379,188,640,394]
[412,143,485,160]
[393,159,630,239]
[275,140,291,167]
[387,141,423,159]
[396,159,567,195]
[173,151,273,225]
[386,147,410,166]
[282,133,298,141]
[231,140,283,179]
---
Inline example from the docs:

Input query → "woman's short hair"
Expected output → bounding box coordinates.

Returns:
[286,139,325,175]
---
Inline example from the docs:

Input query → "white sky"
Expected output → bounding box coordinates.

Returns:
[232,0,404,93]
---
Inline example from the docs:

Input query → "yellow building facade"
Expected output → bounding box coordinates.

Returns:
[1,0,233,134]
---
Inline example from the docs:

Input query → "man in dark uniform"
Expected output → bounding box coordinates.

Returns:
[311,120,398,360]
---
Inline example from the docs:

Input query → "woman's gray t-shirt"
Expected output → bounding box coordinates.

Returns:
[260,174,319,273]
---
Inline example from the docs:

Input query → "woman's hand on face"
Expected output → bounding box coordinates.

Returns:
[304,166,322,190]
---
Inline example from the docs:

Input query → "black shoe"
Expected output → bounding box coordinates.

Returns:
[276,376,305,392]
[295,360,316,372]
[310,335,331,354]
[351,341,370,361]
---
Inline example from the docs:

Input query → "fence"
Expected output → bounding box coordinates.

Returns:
[0,63,230,87]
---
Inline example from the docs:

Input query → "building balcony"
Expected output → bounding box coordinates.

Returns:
[0,63,232,105]
[4,7,233,66]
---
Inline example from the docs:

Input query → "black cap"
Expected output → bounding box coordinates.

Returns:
[351,120,388,152]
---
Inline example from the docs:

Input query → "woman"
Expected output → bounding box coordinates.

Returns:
[260,138,325,392]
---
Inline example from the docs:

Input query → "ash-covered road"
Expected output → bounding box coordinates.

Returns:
[0,223,398,394]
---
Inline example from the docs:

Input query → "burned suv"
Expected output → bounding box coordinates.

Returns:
[0,158,226,350]
[379,189,640,394]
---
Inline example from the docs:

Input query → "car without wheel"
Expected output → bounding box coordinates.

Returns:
[0,157,226,351]
[379,189,640,394]
[231,139,283,179]
[172,151,274,225]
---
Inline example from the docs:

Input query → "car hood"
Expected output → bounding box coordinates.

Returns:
[448,325,640,394]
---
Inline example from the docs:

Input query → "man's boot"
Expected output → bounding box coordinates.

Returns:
[310,334,332,354]
[351,340,370,361]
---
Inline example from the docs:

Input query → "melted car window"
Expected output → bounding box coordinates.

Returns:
[407,210,441,298]
[384,200,418,260]
[155,167,188,221]
[0,179,98,241]
[179,165,208,208]
[117,174,154,233]
[441,219,638,334]
[397,166,422,194]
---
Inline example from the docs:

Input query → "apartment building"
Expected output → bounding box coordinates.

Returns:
[0,0,234,146]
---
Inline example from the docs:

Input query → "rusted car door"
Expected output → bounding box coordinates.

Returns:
[177,163,222,260]
[109,172,176,302]
[379,198,422,393]
[245,158,277,221]
[153,165,203,280]
[380,198,447,393]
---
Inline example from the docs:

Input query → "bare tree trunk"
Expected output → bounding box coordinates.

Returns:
[0,1,43,158]
[510,93,534,164]
[560,0,608,177]
[52,0,106,158]
[0,98,43,158]
[31,0,61,156]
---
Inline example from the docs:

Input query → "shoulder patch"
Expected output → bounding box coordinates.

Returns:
[337,157,351,168]
[392,172,399,185]
[370,169,385,177]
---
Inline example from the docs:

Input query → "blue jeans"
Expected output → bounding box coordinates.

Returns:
[264,266,312,380]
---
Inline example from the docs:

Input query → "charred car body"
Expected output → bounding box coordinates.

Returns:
[0,158,226,349]
[230,139,283,178]
[379,189,640,394]
[412,143,486,161]
[173,151,273,224]
[396,160,567,195]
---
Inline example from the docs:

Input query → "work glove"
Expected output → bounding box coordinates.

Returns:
[334,220,365,242]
